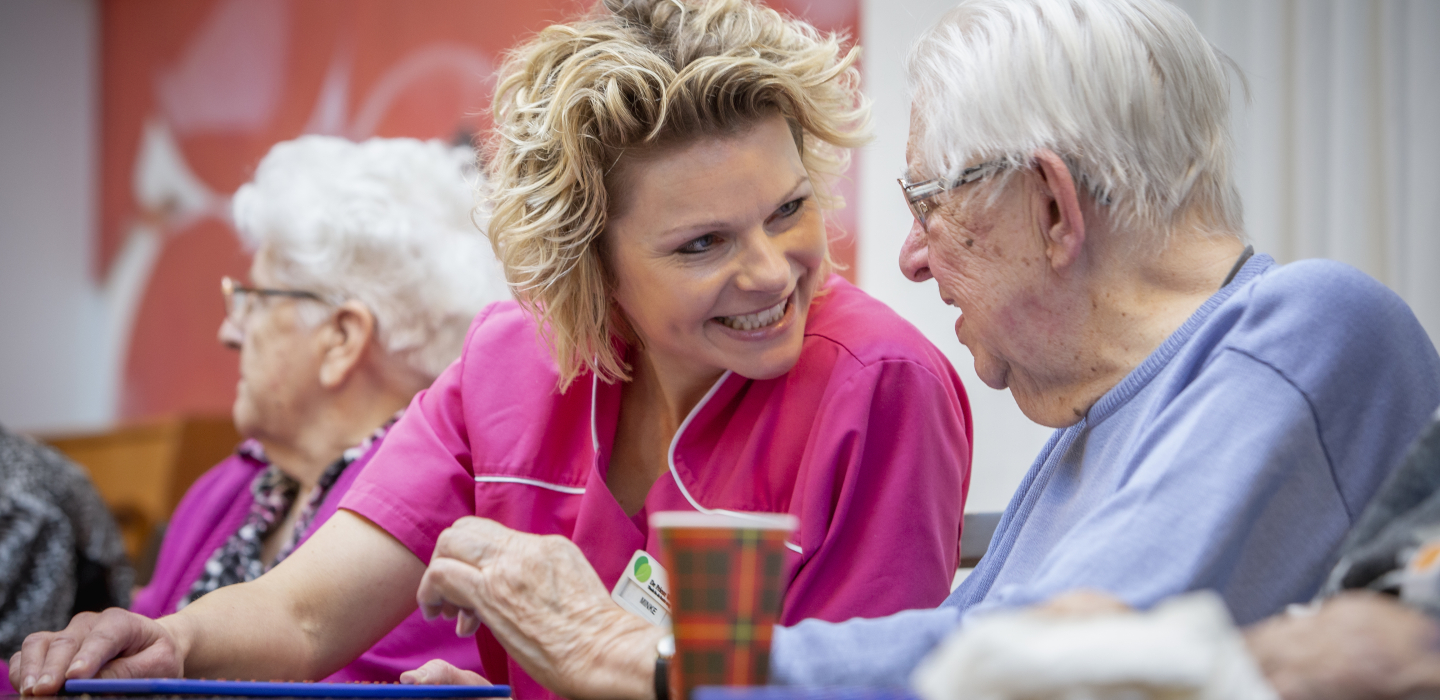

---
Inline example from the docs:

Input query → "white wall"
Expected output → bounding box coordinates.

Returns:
[0,0,109,434]
[1173,0,1440,343]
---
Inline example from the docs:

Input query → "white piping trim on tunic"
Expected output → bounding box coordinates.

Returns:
[663,372,804,555]
[474,379,593,497]
[666,370,732,514]
[474,475,586,494]
[590,374,600,453]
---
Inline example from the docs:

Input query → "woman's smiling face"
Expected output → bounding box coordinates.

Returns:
[605,113,827,386]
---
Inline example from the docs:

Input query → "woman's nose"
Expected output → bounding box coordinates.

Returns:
[736,230,791,293]
[899,219,933,283]
[218,316,243,348]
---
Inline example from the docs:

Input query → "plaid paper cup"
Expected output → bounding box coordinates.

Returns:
[651,512,798,700]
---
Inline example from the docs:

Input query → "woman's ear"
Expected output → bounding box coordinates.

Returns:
[1033,149,1086,272]
[318,301,376,389]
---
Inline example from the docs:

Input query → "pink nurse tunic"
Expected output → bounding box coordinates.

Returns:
[130,438,482,682]
[339,275,972,698]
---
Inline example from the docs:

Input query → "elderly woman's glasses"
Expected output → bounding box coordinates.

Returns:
[898,161,1003,229]
[220,276,327,326]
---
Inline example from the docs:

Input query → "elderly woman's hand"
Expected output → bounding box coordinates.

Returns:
[399,659,488,686]
[416,517,665,700]
[1245,591,1440,700]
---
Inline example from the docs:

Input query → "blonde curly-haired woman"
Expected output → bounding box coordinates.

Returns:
[12,1,971,698]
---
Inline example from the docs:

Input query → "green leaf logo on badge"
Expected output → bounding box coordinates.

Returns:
[635,556,652,583]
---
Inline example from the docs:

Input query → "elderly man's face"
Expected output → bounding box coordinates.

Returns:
[899,129,1077,423]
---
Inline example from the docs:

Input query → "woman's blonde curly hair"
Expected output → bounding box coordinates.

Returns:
[485,0,869,390]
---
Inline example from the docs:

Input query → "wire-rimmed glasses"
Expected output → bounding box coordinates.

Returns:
[220,276,328,327]
[897,161,1003,229]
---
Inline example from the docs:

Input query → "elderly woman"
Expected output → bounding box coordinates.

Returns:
[127,136,508,680]
[10,0,974,697]
[309,0,1440,696]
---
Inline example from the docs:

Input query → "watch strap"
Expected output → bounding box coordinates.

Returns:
[654,654,671,700]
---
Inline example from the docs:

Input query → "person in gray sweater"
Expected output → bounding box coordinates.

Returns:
[0,425,131,658]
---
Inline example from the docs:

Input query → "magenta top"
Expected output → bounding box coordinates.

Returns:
[131,437,482,682]
[339,276,973,699]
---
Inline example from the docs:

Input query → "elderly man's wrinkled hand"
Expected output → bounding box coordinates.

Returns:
[9,608,185,696]
[417,517,664,700]
[1245,591,1440,700]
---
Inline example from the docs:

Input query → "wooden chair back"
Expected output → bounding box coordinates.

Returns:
[39,415,241,572]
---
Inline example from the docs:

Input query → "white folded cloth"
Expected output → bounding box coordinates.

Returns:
[911,591,1276,700]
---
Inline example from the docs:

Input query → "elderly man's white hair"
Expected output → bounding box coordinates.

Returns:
[907,0,1245,243]
[232,136,509,381]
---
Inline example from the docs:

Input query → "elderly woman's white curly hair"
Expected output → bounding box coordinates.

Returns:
[231,136,509,382]
[485,0,870,390]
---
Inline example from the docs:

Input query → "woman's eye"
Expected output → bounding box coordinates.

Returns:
[775,198,804,218]
[678,234,720,255]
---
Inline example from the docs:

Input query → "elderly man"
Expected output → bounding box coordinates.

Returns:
[391,0,1440,696]
[772,0,1436,683]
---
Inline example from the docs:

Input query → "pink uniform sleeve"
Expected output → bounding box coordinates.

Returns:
[783,358,971,624]
[338,342,477,564]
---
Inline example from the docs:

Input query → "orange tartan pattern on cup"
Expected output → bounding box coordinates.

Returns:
[651,512,797,700]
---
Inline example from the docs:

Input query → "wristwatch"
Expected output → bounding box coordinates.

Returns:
[654,634,675,700]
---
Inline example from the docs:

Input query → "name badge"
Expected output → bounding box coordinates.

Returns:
[611,550,671,627]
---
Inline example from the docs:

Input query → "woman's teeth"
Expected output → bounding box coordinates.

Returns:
[717,299,788,331]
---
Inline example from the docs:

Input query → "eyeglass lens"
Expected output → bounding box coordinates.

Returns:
[898,180,930,229]
[221,277,250,325]
[910,200,930,228]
